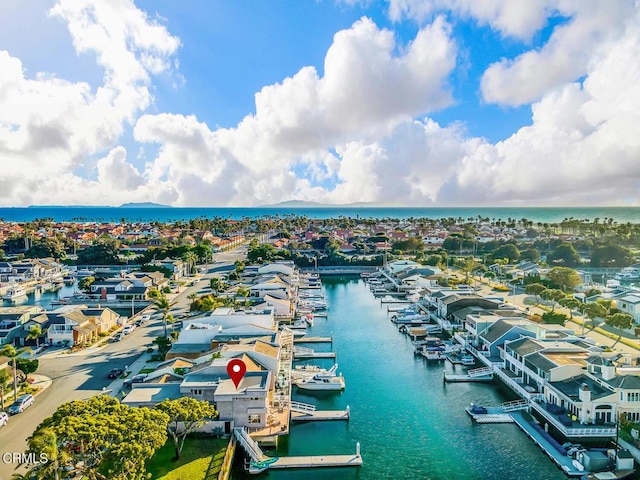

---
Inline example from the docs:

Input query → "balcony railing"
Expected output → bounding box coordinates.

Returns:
[529,401,617,438]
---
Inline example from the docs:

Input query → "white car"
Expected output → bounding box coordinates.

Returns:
[122,325,136,335]
[0,411,8,427]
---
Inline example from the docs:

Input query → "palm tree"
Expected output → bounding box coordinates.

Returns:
[0,344,29,402]
[181,251,198,275]
[153,294,176,340]
[27,325,42,348]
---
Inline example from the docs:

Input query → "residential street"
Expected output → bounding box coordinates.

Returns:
[0,246,247,480]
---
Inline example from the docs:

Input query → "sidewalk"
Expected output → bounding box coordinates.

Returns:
[106,351,156,399]
[2,373,53,407]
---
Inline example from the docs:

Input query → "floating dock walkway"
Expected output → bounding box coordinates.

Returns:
[290,401,350,422]
[444,367,494,383]
[509,411,587,477]
[235,427,362,475]
[466,400,529,424]
[294,336,333,344]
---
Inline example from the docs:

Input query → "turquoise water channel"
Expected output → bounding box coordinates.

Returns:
[235,278,566,480]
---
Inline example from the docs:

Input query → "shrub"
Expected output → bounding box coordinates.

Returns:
[542,311,568,325]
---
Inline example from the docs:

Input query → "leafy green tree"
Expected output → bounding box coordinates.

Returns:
[391,238,425,253]
[26,427,72,480]
[27,324,43,347]
[30,396,168,480]
[525,283,546,304]
[605,312,634,347]
[25,238,67,260]
[77,242,121,265]
[442,236,462,252]
[15,357,38,381]
[547,267,581,291]
[492,244,520,263]
[519,248,541,262]
[193,243,213,264]
[590,245,634,267]
[581,302,608,333]
[540,288,566,312]
[155,397,218,460]
[559,297,582,320]
[547,243,581,267]
[78,276,96,293]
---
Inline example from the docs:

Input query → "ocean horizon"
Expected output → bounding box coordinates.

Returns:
[0,206,639,224]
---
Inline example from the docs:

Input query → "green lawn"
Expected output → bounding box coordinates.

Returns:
[146,437,229,480]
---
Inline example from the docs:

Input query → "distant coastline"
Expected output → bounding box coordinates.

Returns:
[1,205,640,224]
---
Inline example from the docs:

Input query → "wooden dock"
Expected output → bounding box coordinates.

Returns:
[444,367,494,383]
[291,409,350,422]
[466,406,514,424]
[293,346,336,359]
[510,411,586,477]
[294,336,333,343]
[268,454,362,469]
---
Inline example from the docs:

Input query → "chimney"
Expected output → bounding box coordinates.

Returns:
[579,383,592,424]
[602,362,616,381]
[101,287,107,300]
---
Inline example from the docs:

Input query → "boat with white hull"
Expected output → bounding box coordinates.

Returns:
[4,286,27,300]
[294,364,345,391]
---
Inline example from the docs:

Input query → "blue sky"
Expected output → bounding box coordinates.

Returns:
[0,0,639,207]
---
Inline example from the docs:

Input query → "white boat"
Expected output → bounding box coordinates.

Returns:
[295,369,345,391]
[75,269,95,278]
[291,363,334,380]
[392,313,429,324]
[304,313,314,326]
[4,286,27,300]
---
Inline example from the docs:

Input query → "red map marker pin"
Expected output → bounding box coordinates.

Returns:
[227,359,247,389]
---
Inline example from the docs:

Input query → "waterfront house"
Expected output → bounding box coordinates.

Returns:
[612,293,640,325]
[47,306,119,346]
[89,278,150,301]
[0,306,42,345]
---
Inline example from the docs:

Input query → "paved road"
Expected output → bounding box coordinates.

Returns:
[0,245,248,480]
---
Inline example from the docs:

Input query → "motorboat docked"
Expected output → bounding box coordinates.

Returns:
[294,366,345,391]
[4,285,27,300]
[291,363,336,380]
[392,312,430,324]
[304,313,314,326]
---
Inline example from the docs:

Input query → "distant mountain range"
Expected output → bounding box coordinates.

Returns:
[118,202,170,208]
[258,200,395,208]
[26,202,171,208]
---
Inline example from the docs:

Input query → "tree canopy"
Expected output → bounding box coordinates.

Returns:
[155,397,217,460]
[547,267,581,291]
[29,395,169,480]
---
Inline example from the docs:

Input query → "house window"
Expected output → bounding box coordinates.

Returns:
[191,389,203,396]
[248,414,261,424]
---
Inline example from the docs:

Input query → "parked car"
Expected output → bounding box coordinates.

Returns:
[112,332,124,342]
[123,374,147,388]
[7,394,34,414]
[107,368,124,379]
[0,411,8,427]
[134,314,151,326]
[122,325,136,335]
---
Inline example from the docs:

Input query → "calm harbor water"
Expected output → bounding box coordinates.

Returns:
[1,206,640,223]
[3,282,140,317]
[234,278,565,480]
